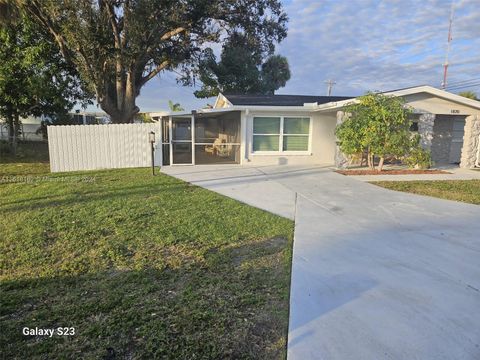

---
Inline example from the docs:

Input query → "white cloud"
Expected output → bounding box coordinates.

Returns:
[274,0,480,96]
[101,0,480,112]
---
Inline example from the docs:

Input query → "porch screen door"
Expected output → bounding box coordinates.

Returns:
[171,117,193,164]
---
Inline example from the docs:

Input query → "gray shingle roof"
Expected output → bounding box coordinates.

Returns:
[223,94,354,106]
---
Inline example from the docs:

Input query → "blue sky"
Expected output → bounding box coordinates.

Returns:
[86,0,480,113]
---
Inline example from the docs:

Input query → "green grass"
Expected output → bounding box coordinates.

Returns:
[0,145,294,359]
[372,180,480,205]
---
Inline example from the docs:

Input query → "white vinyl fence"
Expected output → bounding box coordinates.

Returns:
[48,123,161,172]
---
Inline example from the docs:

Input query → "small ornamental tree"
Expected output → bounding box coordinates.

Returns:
[0,15,91,154]
[336,92,416,171]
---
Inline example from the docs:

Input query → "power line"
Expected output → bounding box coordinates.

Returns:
[446,78,480,88]
[445,77,480,87]
[447,84,480,91]
[446,82,480,91]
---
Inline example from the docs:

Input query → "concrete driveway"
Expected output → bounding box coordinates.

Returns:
[162,165,480,360]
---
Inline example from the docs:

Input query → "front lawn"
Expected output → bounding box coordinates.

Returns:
[0,159,294,358]
[372,180,480,205]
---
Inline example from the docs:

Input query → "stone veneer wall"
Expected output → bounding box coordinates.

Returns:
[418,113,435,150]
[460,115,480,168]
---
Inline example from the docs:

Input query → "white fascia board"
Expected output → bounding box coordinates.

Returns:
[313,99,358,112]
[213,93,233,108]
[230,105,316,112]
[313,85,480,112]
[163,111,193,116]
[167,108,241,117]
[213,94,222,108]
[197,108,239,114]
[148,111,169,117]
[383,85,480,110]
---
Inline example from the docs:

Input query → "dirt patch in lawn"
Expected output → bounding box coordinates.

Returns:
[336,169,451,176]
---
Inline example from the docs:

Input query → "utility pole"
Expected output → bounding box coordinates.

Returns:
[325,79,336,96]
[442,1,454,89]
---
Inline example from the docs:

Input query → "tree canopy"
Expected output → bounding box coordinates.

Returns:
[168,100,184,112]
[12,0,288,123]
[192,33,291,98]
[0,14,90,151]
[458,91,478,100]
[335,93,423,171]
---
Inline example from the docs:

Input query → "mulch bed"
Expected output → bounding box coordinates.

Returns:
[336,169,451,175]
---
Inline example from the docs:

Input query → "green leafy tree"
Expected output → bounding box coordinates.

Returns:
[336,93,417,171]
[132,113,154,123]
[458,91,478,100]
[11,0,287,123]
[168,100,184,112]
[0,15,90,154]
[261,55,291,94]
[0,0,19,24]
[193,33,290,98]
[35,113,80,140]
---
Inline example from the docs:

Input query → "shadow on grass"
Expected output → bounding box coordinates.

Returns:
[1,237,290,359]
[0,141,49,164]
[0,181,191,211]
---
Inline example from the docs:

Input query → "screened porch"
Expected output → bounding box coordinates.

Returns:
[161,111,241,165]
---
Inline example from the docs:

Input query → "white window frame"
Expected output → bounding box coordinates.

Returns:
[252,115,312,155]
[165,114,243,165]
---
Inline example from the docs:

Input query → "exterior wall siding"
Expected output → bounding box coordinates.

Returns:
[243,110,336,166]
[403,93,479,116]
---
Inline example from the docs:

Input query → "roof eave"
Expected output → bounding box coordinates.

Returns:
[213,93,233,109]
[230,105,318,111]
[314,85,480,112]
[383,85,480,110]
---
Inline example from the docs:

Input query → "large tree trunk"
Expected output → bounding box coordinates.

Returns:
[98,90,139,123]
[98,70,140,123]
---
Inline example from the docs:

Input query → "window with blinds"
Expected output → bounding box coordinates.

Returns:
[253,116,310,152]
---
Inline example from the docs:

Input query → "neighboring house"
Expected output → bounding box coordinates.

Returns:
[0,115,44,141]
[0,112,109,141]
[140,111,169,123]
[159,85,480,168]
[70,112,110,125]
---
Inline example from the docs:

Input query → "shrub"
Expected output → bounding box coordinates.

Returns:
[335,92,413,171]
[405,147,433,169]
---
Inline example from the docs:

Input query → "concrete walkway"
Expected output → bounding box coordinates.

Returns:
[162,165,480,360]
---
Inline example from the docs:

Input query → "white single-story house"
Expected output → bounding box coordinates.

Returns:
[0,115,44,142]
[158,85,480,168]
[0,112,110,142]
